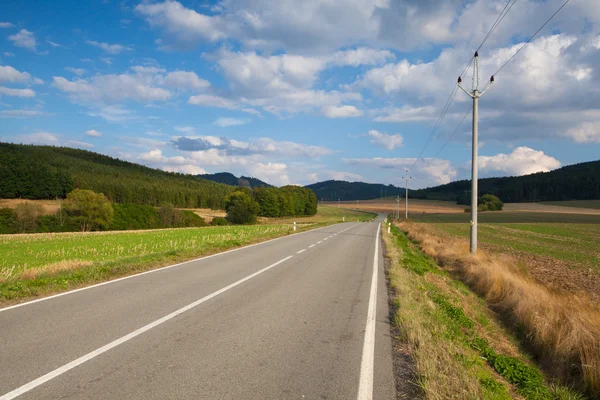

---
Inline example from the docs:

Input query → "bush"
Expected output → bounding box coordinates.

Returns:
[225,190,260,224]
[110,204,161,230]
[62,189,114,231]
[0,207,17,234]
[14,203,44,233]
[173,210,206,227]
[210,217,229,226]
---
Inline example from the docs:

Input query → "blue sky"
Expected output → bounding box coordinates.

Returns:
[1,0,599,188]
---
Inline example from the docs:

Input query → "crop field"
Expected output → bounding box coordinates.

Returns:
[409,212,600,302]
[541,200,600,209]
[325,198,464,214]
[259,205,376,225]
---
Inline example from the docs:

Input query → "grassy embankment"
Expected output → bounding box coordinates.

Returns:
[0,205,375,306]
[386,220,599,399]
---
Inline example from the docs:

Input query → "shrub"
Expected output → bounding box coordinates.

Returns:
[110,204,161,230]
[0,207,17,234]
[14,203,44,233]
[225,190,260,224]
[210,217,229,226]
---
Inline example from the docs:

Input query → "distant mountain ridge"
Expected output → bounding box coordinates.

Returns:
[305,160,600,203]
[199,172,272,188]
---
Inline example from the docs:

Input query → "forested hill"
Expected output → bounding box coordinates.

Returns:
[199,172,272,188]
[306,160,600,203]
[412,160,600,203]
[305,180,405,201]
[0,143,232,208]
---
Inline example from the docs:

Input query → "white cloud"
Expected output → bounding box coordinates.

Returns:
[326,170,365,182]
[4,52,15,57]
[373,105,438,123]
[213,117,250,127]
[0,109,48,118]
[0,86,35,97]
[478,147,561,177]
[160,70,210,90]
[188,94,237,108]
[47,40,62,48]
[322,105,362,118]
[136,1,226,45]
[174,126,196,134]
[0,65,33,83]
[248,162,289,186]
[17,132,94,148]
[0,22,15,28]
[9,29,36,50]
[566,122,600,144]
[87,106,136,122]
[343,156,457,186]
[86,40,132,54]
[65,67,86,77]
[84,129,102,137]
[366,130,403,150]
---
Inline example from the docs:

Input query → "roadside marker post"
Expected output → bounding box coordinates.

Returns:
[293,222,296,231]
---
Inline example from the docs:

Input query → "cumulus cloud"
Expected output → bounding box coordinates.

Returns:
[85,40,132,54]
[566,122,600,143]
[84,129,102,137]
[172,136,332,158]
[160,70,209,90]
[0,22,15,28]
[16,132,94,148]
[248,162,289,186]
[322,105,362,118]
[9,29,36,50]
[0,65,42,84]
[138,149,208,175]
[0,87,35,97]
[0,109,48,118]
[366,130,403,150]
[343,156,457,187]
[478,147,561,177]
[64,67,86,77]
[213,117,250,127]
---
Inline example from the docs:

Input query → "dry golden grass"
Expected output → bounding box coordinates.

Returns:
[398,221,600,396]
[2,260,93,282]
[0,199,62,215]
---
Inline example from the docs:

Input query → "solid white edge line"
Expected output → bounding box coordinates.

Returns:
[357,222,380,400]
[0,255,294,400]
[0,222,351,313]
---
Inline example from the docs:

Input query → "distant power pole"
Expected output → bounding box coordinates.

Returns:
[402,170,411,220]
[458,51,494,254]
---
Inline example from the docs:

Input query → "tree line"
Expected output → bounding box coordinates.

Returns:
[0,143,232,209]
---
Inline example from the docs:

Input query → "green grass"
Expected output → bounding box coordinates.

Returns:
[541,200,600,209]
[262,205,376,225]
[411,211,600,224]
[424,222,600,270]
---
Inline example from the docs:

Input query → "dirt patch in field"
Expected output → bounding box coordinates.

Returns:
[178,208,226,223]
[0,199,62,215]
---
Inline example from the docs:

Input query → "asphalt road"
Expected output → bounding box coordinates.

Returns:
[0,218,395,399]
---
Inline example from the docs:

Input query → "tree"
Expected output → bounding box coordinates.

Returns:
[158,202,175,227]
[224,190,260,224]
[62,189,114,231]
[479,194,504,212]
[14,203,44,233]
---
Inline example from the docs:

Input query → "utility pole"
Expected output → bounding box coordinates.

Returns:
[395,195,400,220]
[402,169,411,220]
[458,51,493,254]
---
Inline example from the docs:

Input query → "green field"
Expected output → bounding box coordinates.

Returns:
[0,205,375,304]
[540,200,600,209]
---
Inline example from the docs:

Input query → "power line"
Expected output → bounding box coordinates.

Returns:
[409,0,518,173]
[484,0,571,88]
[428,107,473,165]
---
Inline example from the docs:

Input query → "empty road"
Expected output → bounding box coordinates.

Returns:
[0,218,395,399]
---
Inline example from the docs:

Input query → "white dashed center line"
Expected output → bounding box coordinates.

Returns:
[297,249,306,254]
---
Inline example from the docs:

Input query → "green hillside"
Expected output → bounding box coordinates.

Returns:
[0,143,232,208]
[305,180,405,201]
[199,172,272,188]
[412,160,600,203]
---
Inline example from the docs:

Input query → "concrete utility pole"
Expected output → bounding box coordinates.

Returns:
[402,170,411,220]
[458,51,493,254]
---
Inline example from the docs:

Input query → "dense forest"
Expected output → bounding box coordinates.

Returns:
[306,160,600,203]
[0,143,232,208]
[412,160,600,203]
[305,180,405,201]
[199,172,272,188]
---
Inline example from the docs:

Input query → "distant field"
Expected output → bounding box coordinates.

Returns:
[540,200,600,209]
[0,198,62,215]
[325,198,463,215]
[411,211,600,223]
[259,205,376,225]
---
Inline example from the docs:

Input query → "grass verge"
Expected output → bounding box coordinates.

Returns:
[390,221,599,399]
